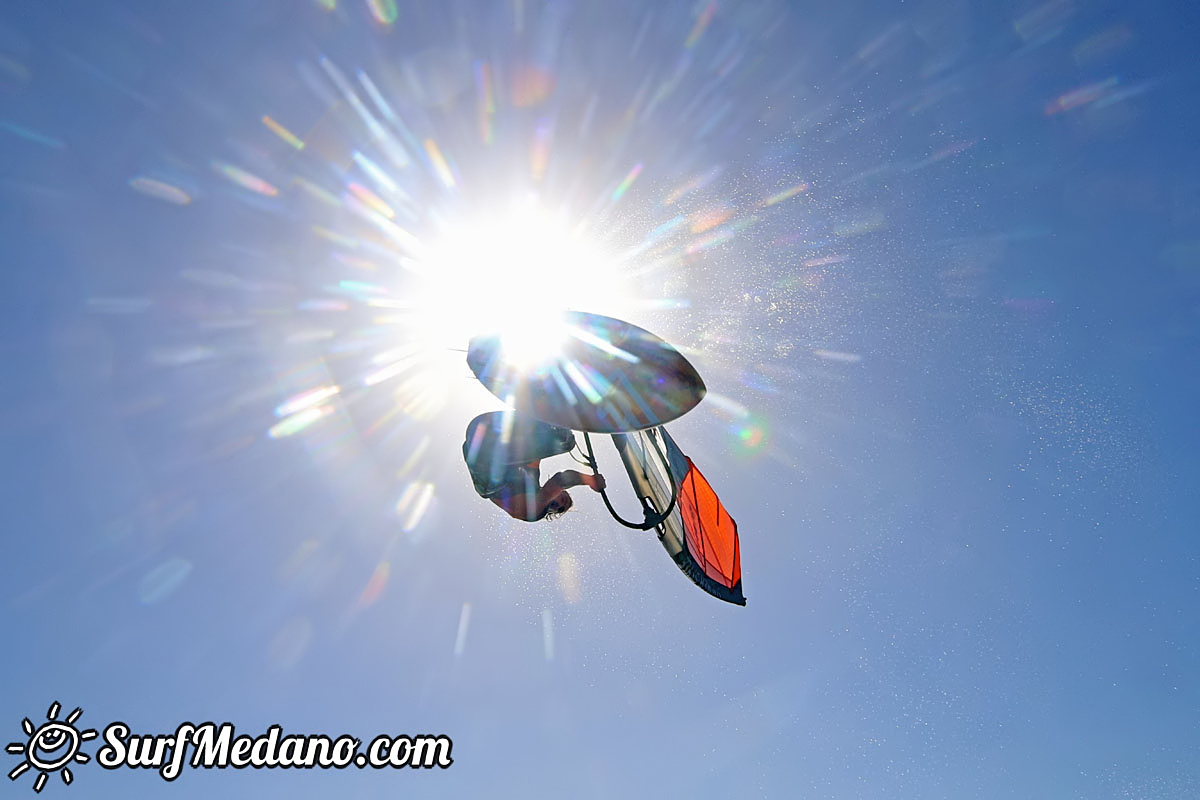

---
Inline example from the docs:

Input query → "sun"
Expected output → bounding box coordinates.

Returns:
[6,702,97,794]
[403,198,635,356]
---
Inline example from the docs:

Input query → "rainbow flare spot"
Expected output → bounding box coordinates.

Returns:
[531,121,552,180]
[665,169,720,205]
[357,561,390,607]
[267,404,334,439]
[367,0,397,25]
[212,160,278,196]
[734,421,766,450]
[347,182,395,219]
[424,139,456,188]
[690,207,734,234]
[262,115,304,150]
[274,385,341,418]
[293,178,342,208]
[764,182,810,207]
[1045,77,1119,115]
[611,162,643,202]
[685,0,717,49]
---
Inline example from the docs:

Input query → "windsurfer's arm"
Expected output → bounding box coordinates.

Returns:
[547,470,605,492]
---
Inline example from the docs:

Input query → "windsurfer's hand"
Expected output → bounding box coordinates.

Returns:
[586,473,606,492]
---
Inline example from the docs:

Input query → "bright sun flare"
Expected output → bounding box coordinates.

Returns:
[409,200,632,354]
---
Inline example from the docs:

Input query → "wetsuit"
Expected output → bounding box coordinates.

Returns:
[462,411,576,500]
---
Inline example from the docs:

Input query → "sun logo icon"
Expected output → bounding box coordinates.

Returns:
[6,702,97,793]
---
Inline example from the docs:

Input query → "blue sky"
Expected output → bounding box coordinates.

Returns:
[1,1,1198,797]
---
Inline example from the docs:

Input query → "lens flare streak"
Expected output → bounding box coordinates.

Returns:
[567,325,639,363]
[611,162,643,203]
[563,361,604,405]
[454,603,471,657]
[274,385,341,418]
[267,405,335,439]
[474,61,496,143]
[262,115,304,149]
[357,562,390,608]
[1044,77,1120,115]
[395,482,434,531]
[346,182,395,219]
[128,176,191,205]
[2,121,66,149]
[352,151,400,194]
[212,160,278,196]
[423,139,456,188]
[763,182,810,207]
[685,0,717,49]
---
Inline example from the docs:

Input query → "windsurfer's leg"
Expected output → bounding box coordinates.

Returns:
[533,421,576,456]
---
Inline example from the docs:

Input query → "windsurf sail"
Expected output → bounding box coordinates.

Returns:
[611,427,745,605]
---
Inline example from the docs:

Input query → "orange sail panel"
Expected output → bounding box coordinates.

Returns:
[612,427,745,605]
[678,458,742,599]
